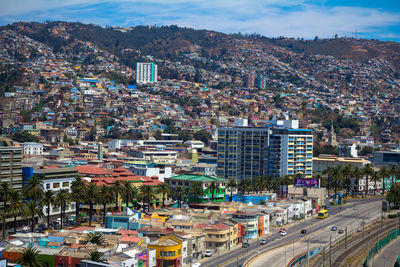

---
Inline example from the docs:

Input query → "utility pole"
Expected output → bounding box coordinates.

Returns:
[345,226,348,249]
[329,235,332,267]
[363,217,365,239]
[322,246,325,267]
[307,239,310,267]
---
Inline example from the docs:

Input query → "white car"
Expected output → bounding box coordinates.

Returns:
[280,231,287,236]
[204,250,212,257]
[192,263,202,267]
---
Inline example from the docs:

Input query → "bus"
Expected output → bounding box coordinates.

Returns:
[318,209,328,219]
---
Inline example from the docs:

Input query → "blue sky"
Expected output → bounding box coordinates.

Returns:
[1,0,400,42]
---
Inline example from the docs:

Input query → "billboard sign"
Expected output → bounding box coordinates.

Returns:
[295,178,320,188]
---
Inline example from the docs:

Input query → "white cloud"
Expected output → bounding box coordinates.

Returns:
[1,0,399,40]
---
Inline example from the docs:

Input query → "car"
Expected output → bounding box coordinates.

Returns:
[242,242,249,248]
[353,206,357,210]
[331,226,337,231]
[280,231,287,236]
[204,250,212,257]
[37,224,46,229]
[338,229,344,234]
[35,229,45,233]
[301,229,307,234]
[260,239,267,245]
[192,263,202,267]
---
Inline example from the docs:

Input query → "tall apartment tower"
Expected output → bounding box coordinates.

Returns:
[268,129,313,178]
[217,122,313,180]
[217,126,271,180]
[136,62,158,84]
[0,138,23,190]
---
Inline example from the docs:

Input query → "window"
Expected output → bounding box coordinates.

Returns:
[160,251,163,257]
[168,251,173,257]
[53,183,60,189]
[46,184,50,189]
[62,182,69,187]
[208,234,212,238]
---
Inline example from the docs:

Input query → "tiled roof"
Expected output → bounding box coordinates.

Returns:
[74,165,112,175]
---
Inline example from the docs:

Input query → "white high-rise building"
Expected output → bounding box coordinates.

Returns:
[136,62,158,84]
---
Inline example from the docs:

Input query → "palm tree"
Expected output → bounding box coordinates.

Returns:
[16,247,45,267]
[189,182,203,204]
[174,186,186,208]
[23,175,44,202]
[24,200,44,232]
[140,185,155,212]
[207,182,219,202]
[1,208,7,240]
[157,183,171,208]
[332,166,343,198]
[279,175,294,198]
[238,179,251,195]
[363,164,374,196]
[85,183,98,227]
[253,176,266,194]
[370,171,382,196]
[388,165,397,187]
[71,177,86,224]
[88,250,107,263]
[0,182,12,208]
[112,180,124,212]
[99,185,114,224]
[227,179,237,202]
[342,164,353,196]
[85,232,108,246]
[6,190,25,233]
[121,181,137,210]
[322,166,334,194]
[352,167,363,197]
[379,167,388,194]
[42,190,55,229]
[54,189,71,229]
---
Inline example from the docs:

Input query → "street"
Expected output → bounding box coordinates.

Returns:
[200,197,383,267]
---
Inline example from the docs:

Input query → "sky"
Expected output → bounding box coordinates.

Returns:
[1,0,400,42]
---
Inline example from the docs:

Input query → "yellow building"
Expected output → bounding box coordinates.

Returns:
[201,222,239,251]
[148,235,183,267]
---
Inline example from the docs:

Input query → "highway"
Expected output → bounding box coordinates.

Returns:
[200,197,383,267]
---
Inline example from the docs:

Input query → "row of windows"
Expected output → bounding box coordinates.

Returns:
[46,182,70,189]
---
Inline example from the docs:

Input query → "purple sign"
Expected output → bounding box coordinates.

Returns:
[295,178,320,188]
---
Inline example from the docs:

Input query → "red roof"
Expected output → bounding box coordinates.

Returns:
[118,229,138,235]
[120,235,141,243]
[74,165,112,176]
[46,165,59,169]
[70,226,95,231]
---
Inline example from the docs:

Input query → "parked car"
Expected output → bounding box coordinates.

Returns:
[338,229,344,234]
[242,242,249,248]
[353,206,357,210]
[331,226,337,231]
[192,263,202,267]
[280,231,287,236]
[260,239,267,245]
[204,250,212,257]
[301,229,307,234]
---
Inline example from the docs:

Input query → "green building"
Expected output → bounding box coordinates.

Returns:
[165,174,227,203]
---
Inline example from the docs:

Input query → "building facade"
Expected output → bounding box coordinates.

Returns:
[136,62,158,84]
[21,142,44,155]
[0,138,23,190]
[164,174,227,203]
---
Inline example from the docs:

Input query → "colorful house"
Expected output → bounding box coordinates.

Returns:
[147,235,183,267]
[164,174,227,203]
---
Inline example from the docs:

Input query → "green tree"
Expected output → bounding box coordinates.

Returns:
[342,164,353,196]
[227,179,237,202]
[23,175,44,202]
[54,189,71,229]
[352,167,363,197]
[178,130,191,142]
[88,250,107,263]
[0,208,7,240]
[193,130,212,145]
[85,184,98,227]
[279,175,294,198]
[252,176,266,194]
[157,183,170,208]
[85,232,108,246]
[363,164,374,196]
[359,146,373,156]
[174,186,186,208]
[140,185,155,212]
[7,190,25,233]
[42,190,55,229]
[24,200,44,232]
[112,180,124,212]
[0,182,12,209]
[16,247,45,267]
[99,185,114,224]
[71,177,86,225]
[189,182,203,204]
[207,182,219,202]
[386,183,400,209]
[121,181,137,209]
[378,167,389,194]
[370,171,382,196]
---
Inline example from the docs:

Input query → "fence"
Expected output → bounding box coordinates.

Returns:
[363,227,400,266]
